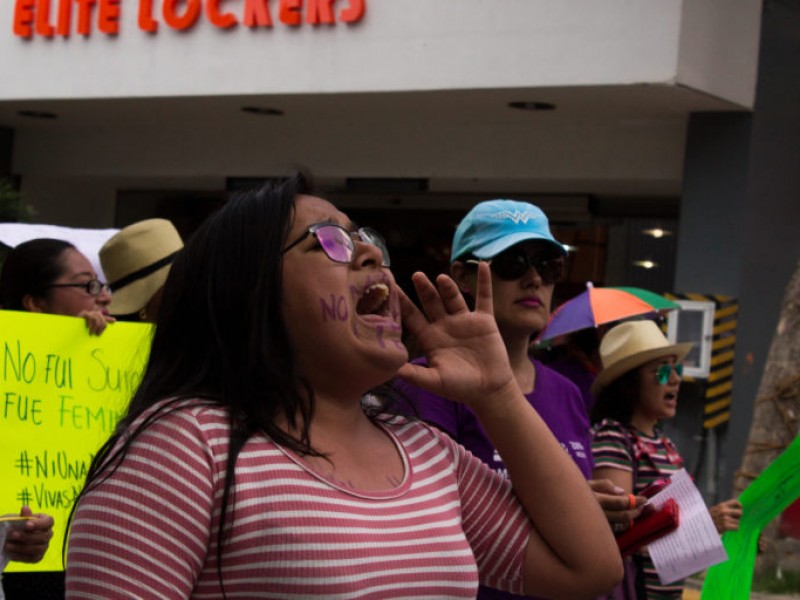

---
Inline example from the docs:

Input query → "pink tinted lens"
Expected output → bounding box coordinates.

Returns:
[318,226,353,263]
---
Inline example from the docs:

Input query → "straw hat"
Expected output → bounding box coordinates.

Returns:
[591,320,693,396]
[100,219,183,315]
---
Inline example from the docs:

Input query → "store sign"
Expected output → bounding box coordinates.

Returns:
[12,0,366,38]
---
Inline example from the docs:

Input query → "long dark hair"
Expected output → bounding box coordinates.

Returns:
[590,368,642,426]
[68,174,327,592]
[0,238,74,310]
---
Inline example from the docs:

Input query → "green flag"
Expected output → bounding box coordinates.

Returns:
[702,434,800,599]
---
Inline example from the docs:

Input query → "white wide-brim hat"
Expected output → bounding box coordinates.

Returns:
[100,219,183,315]
[591,320,693,396]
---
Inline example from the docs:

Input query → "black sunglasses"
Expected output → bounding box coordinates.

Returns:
[467,246,565,284]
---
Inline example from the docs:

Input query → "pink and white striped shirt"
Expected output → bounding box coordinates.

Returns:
[66,401,531,599]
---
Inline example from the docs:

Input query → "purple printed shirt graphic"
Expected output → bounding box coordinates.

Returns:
[395,358,594,600]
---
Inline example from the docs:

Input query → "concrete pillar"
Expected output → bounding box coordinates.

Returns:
[675,0,800,499]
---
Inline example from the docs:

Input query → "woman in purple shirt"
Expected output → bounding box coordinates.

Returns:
[397,199,644,600]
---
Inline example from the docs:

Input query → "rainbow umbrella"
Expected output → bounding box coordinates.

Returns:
[539,284,679,342]
[607,286,680,312]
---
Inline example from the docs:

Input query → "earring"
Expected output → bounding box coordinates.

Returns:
[138,308,148,321]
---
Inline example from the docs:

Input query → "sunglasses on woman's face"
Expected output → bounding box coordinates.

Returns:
[656,363,683,385]
[467,246,565,284]
[282,222,391,267]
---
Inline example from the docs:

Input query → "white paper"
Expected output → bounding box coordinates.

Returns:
[0,521,10,573]
[646,468,728,584]
[0,519,18,600]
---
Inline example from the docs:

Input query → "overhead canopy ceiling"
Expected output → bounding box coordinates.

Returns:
[1,84,745,204]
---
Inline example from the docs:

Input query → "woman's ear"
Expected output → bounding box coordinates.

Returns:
[450,261,476,295]
[22,294,46,313]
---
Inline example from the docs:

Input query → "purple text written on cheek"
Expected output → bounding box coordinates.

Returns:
[317,276,402,350]
[320,294,349,322]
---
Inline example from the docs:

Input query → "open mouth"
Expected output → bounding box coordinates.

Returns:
[355,283,390,316]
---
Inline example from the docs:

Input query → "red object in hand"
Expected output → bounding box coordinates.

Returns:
[640,478,670,499]
[616,498,680,558]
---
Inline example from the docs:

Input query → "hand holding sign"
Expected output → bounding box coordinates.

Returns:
[1,507,52,565]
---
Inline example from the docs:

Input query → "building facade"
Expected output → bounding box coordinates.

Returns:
[2,0,798,500]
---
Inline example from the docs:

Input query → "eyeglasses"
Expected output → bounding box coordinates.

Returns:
[467,246,565,284]
[656,363,683,385]
[46,279,110,297]
[282,223,391,267]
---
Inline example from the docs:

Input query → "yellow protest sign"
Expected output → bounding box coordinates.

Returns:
[0,311,152,572]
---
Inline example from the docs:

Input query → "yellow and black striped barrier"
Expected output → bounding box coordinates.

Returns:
[665,292,738,430]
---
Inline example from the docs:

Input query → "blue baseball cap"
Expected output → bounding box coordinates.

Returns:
[450,199,566,263]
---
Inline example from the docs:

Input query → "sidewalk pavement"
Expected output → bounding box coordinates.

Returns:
[683,578,800,600]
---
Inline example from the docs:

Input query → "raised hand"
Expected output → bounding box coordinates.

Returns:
[396,261,515,409]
